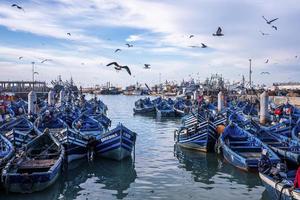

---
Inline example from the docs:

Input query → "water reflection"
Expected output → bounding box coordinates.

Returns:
[174,144,218,186]
[1,158,136,200]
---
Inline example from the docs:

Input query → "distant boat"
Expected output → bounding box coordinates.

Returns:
[156,100,175,117]
[219,123,280,171]
[96,124,137,161]
[133,98,155,115]
[0,116,36,147]
[2,130,64,193]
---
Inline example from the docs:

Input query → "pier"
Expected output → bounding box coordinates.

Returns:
[0,81,49,97]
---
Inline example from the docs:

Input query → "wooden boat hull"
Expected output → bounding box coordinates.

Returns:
[2,132,64,193]
[259,172,300,200]
[133,106,155,115]
[176,121,218,152]
[2,161,62,193]
[156,108,175,117]
[96,124,136,161]
[52,128,88,163]
[220,124,280,171]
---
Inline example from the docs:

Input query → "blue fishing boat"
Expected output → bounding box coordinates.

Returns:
[220,123,280,171]
[34,110,67,135]
[90,113,111,130]
[173,98,192,117]
[9,99,28,116]
[156,100,175,117]
[52,128,88,163]
[0,116,35,147]
[0,134,14,171]
[2,130,65,193]
[96,124,137,161]
[58,104,79,127]
[175,113,218,152]
[133,98,155,115]
[259,170,300,200]
[292,120,300,142]
[72,114,104,139]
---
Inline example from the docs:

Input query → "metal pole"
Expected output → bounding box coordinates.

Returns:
[32,62,35,91]
[249,59,252,89]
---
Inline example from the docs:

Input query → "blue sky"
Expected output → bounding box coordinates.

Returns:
[0,0,299,87]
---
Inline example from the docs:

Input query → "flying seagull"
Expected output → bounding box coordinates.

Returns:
[144,64,151,69]
[261,71,270,75]
[260,31,270,36]
[125,43,133,47]
[115,49,121,53]
[265,59,269,63]
[212,27,224,36]
[189,35,194,38]
[11,4,25,12]
[106,62,131,75]
[67,33,71,36]
[295,56,298,59]
[262,16,279,24]
[272,25,278,30]
[41,59,52,63]
[18,56,23,60]
[201,43,207,48]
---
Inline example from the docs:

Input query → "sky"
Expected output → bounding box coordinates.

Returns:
[0,0,299,87]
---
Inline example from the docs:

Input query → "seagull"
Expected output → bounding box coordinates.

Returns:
[106,62,131,75]
[125,43,133,47]
[144,64,151,69]
[115,49,121,53]
[33,71,39,75]
[262,16,279,25]
[260,31,270,36]
[272,25,278,30]
[295,56,298,59]
[201,43,207,48]
[81,62,85,65]
[212,27,224,36]
[41,59,52,63]
[265,59,269,63]
[11,4,25,12]
[67,33,71,36]
[18,56,23,60]
[261,71,270,75]
[189,35,194,38]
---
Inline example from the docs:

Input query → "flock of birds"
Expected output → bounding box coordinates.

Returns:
[9,3,299,78]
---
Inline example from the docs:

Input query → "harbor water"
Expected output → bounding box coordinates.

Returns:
[1,95,270,200]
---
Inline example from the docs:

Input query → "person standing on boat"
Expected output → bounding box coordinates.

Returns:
[258,149,272,174]
[291,165,300,190]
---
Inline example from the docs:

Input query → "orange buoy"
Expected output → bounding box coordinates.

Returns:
[216,125,225,135]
